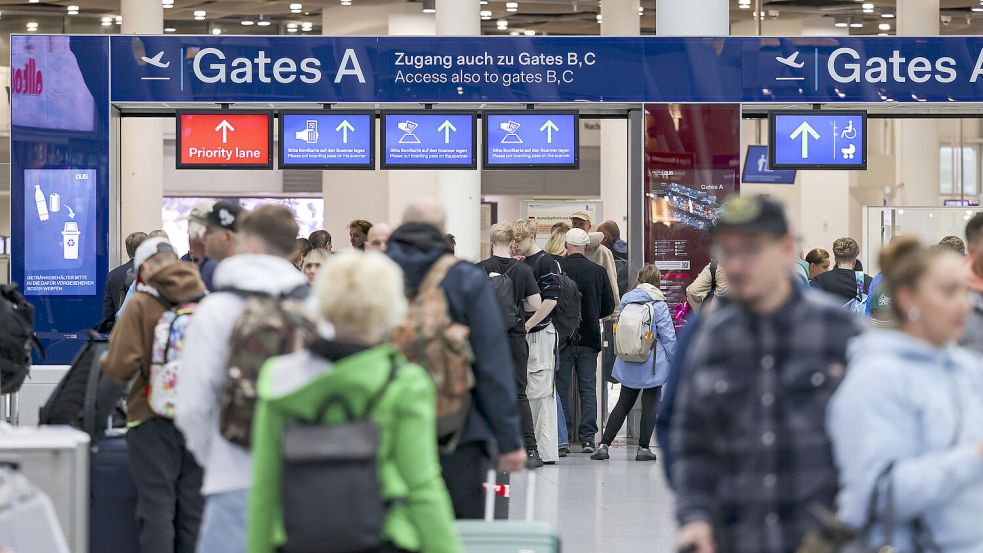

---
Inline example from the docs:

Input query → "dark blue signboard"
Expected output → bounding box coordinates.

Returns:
[742,146,796,184]
[770,111,867,170]
[279,112,374,169]
[380,112,476,169]
[484,111,579,169]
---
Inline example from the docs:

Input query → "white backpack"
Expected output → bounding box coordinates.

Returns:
[614,302,656,363]
[147,301,199,418]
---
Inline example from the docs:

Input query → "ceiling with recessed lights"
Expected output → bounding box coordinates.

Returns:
[0,1,980,37]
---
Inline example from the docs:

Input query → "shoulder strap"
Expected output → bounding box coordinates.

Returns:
[420,255,458,293]
[363,355,401,417]
[502,261,519,278]
[709,260,718,289]
[311,354,401,423]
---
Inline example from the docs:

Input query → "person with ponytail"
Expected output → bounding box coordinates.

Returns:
[828,236,983,552]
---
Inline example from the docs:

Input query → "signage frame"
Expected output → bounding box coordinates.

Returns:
[379,110,478,170]
[277,110,376,170]
[768,110,868,171]
[175,109,274,170]
[742,145,796,184]
[482,110,580,170]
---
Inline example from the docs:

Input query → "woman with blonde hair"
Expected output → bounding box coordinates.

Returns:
[545,222,570,260]
[248,252,460,553]
[300,248,330,284]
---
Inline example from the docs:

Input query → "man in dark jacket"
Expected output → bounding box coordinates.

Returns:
[387,199,525,519]
[673,196,863,553]
[102,231,147,327]
[557,228,615,453]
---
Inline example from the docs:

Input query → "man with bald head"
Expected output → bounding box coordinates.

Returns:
[387,199,526,519]
[365,222,393,253]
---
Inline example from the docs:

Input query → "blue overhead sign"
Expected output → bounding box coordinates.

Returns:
[279,112,374,169]
[380,112,476,169]
[484,111,578,169]
[769,111,867,170]
[105,35,983,104]
[742,146,796,184]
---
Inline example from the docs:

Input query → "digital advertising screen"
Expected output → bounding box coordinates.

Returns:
[769,110,867,170]
[22,169,98,296]
[176,111,273,170]
[742,145,797,184]
[380,112,476,169]
[279,112,375,169]
[483,111,579,169]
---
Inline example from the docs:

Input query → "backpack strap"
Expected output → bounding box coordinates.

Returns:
[709,260,718,293]
[420,255,458,294]
[310,353,401,423]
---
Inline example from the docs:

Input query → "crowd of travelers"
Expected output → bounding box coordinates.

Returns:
[31,192,975,553]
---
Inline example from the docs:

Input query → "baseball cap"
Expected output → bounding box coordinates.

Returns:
[191,200,244,232]
[134,237,177,278]
[712,195,789,237]
[571,210,593,225]
[565,228,590,247]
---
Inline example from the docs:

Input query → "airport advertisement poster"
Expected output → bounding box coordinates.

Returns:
[22,169,98,296]
[644,105,740,319]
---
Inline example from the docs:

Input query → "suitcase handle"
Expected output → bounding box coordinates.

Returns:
[483,469,536,523]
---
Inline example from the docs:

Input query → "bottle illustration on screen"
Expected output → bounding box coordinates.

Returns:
[35,184,49,221]
[62,221,80,260]
[49,192,61,213]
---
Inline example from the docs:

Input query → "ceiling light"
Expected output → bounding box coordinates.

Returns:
[523,29,535,36]
[212,28,222,35]
[26,21,38,31]
[257,20,271,26]
[291,8,302,13]
[193,10,205,16]
[422,0,435,13]
[834,16,848,28]
[101,16,112,25]
[67,5,79,15]
[881,11,894,18]
[162,0,173,8]
[115,15,123,24]
[850,20,863,28]
[287,22,298,28]
[164,27,176,32]
[241,19,254,25]
[596,13,602,23]
[879,22,890,30]
[28,0,38,3]
[639,6,643,15]
[510,31,519,36]
[287,27,297,32]
[497,19,508,27]
[975,6,983,11]
[301,22,313,31]
[506,2,518,12]
[480,0,488,4]
[341,0,352,5]
[290,3,302,9]
[480,10,492,19]
[877,32,888,36]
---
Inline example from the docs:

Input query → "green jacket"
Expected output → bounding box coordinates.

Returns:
[247,344,461,553]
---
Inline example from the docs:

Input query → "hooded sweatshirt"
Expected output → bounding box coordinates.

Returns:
[611,284,678,389]
[175,254,310,496]
[102,261,205,424]
[828,330,983,553]
[960,258,983,354]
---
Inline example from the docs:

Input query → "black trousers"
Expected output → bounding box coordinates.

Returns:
[126,417,204,553]
[600,386,662,449]
[507,332,538,451]
[440,442,491,519]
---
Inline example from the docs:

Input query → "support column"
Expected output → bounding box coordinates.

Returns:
[655,0,729,36]
[599,0,638,240]
[120,1,164,243]
[895,0,940,207]
[435,0,481,260]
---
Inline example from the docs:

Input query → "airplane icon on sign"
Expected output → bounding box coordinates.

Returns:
[775,51,804,69]
[141,51,170,68]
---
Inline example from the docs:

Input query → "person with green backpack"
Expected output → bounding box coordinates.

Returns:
[591,264,677,462]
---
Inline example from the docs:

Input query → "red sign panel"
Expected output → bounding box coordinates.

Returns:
[176,112,273,169]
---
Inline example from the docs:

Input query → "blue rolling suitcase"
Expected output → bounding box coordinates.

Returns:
[89,432,139,553]
[455,470,560,553]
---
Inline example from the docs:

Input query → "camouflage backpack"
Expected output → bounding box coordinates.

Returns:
[390,255,475,451]
[218,285,317,449]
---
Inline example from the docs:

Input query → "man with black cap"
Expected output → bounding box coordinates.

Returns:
[672,196,864,553]
[192,200,245,263]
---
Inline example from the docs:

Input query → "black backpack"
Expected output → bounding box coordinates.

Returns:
[553,264,583,344]
[487,263,523,331]
[700,259,720,311]
[0,283,41,394]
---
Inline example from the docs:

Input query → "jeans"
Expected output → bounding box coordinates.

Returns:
[556,394,569,448]
[507,332,537,451]
[126,417,204,553]
[196,490,248,553]
[601,386,662,449]
[557,344,599,444]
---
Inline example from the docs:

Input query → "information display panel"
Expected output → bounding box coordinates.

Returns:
[769,111,867,170]
[176,111,273,170]
[742,145,796,184]
[279,112,375,169]
[380,111,476,169]
[483,111,579,169]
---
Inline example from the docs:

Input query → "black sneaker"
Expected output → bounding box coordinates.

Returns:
[527,449,544,469]
[558,446,569,458]
[581,441,597,454]
[635,447,658,462]
[590,444,610,460]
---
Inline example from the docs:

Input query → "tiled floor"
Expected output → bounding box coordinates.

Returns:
[508,444,677,553]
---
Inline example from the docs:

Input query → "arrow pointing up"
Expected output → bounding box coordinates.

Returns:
[437,120,457,144]
[539,120,559,143]
[214,119,235,144]
[335,120,355,144]
[789,121,820,158]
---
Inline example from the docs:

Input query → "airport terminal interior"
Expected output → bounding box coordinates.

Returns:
[3,1,983,553]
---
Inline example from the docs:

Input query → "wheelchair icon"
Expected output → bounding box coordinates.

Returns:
[840,120,857,140]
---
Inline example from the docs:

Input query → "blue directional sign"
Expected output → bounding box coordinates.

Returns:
[279,112,374,169]
[380,112,476,169]
[484,111,579,169]
[769,111,867,170]
[742,146,796,184]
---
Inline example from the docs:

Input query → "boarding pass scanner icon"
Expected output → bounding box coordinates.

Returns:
[295,120,319,144]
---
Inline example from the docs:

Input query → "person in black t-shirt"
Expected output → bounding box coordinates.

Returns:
[477,223,547,467]
[811,237,872,304]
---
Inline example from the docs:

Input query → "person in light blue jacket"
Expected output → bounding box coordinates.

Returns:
[591,264,676,462]
[828,237,983,553]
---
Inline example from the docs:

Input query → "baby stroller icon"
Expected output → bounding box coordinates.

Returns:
[397,120,420,144]
[500,120,523,144]
[841,143,856,160]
